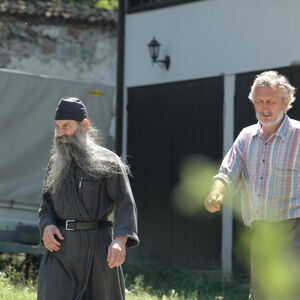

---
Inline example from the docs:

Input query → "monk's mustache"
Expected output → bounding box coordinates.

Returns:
[56,135,74,144]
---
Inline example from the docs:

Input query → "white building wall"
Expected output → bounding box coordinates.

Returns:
[125,0,300,87]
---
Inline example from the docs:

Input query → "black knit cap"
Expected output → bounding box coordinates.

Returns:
[55,97,88,122]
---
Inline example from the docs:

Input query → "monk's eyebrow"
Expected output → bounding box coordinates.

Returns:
[61,123,72,127]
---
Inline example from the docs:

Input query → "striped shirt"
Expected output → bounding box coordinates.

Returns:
[215,114,300,226]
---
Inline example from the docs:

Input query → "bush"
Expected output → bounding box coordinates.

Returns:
[124,264,250,300]
[0,254,41,284]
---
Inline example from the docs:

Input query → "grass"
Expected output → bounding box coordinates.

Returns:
[0,255,250,299]
[125,265,249,300]
[0,272,36,300]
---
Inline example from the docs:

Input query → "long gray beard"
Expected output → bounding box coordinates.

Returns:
[42,127,129,195]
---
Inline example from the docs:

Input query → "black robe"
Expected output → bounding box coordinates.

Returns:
[37,157,139,300]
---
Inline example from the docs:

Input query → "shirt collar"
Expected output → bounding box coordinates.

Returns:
[251,114,290,139]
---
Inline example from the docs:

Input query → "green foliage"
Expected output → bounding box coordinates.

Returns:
[250,223,300,299]
[124,264,249,299]
[95,0,118,10]
[0,254,38,300]
[173,155,219,216]
[0,272,36,300]
[0,255,249,299]
[0,254,40,284]
[235,221,300,300]
[37,0,118,10]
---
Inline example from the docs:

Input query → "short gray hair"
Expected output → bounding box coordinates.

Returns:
[248,70,296,111]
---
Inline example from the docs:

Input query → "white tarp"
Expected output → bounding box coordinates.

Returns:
[0,69,114,207]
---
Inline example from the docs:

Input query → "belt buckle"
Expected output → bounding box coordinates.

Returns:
[66,220,75,231]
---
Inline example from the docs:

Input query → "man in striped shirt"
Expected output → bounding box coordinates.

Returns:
[205,71,300,300]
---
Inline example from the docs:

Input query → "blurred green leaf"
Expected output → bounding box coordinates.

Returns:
[173,155,218,215]
[95,0,118,10]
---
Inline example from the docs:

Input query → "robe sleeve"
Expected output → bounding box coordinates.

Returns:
[38,159,57,242]
[106,163,139,248]
[38,191,57,242]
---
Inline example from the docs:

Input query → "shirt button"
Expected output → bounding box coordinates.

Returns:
[265,142,267,145]
[262,159,265,162]
[260,177,263,180]
[258,194,261,197]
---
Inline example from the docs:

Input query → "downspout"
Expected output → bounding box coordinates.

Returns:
[115,0,126,155]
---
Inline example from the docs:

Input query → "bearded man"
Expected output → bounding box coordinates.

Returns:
[204,71,300,300]
[38,97,139,300]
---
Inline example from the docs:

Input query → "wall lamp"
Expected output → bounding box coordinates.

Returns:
[148,37,170,70]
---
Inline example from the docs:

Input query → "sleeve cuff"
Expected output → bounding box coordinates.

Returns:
[213,174,231,185]
[114,231,140,248]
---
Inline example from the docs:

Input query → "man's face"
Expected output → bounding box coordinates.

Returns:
[253,86,288,127]
[55,120,79,136]
[55,120,83,144]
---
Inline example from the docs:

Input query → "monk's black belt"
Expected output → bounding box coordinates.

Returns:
[57,219,113,231]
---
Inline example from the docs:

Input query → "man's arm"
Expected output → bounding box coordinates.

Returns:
[38,192,64,252]
[106,159,139,268]
[205,130,245,213]
[106,165,139,248]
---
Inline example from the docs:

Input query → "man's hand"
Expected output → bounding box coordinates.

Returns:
[204,180,226,213]
[107,236,128,269]
[42,224,64,252]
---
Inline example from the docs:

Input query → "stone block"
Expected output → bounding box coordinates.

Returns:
[41,37,56,55]
[41,26,60,39]
[59,44,79,57]
[25,27,38,39]
[67,27,80,39]
[0,23,9,32]
[0,52,11,67]
[81,46,94,61]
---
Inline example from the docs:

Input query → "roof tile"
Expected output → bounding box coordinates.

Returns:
[0,0,117,29]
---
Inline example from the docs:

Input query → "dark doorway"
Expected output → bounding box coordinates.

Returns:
[127,76,224,267]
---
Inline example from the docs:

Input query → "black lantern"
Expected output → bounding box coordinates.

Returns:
[148,37,170,70]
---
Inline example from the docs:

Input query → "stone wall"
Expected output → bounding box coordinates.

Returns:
[0,17,117,85]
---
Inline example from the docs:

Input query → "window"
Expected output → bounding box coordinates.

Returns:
[127,0,201,13]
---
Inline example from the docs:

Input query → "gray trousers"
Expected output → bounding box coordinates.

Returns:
[249,218,300,300]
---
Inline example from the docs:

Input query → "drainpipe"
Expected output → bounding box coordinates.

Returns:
[115,0,126,155]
